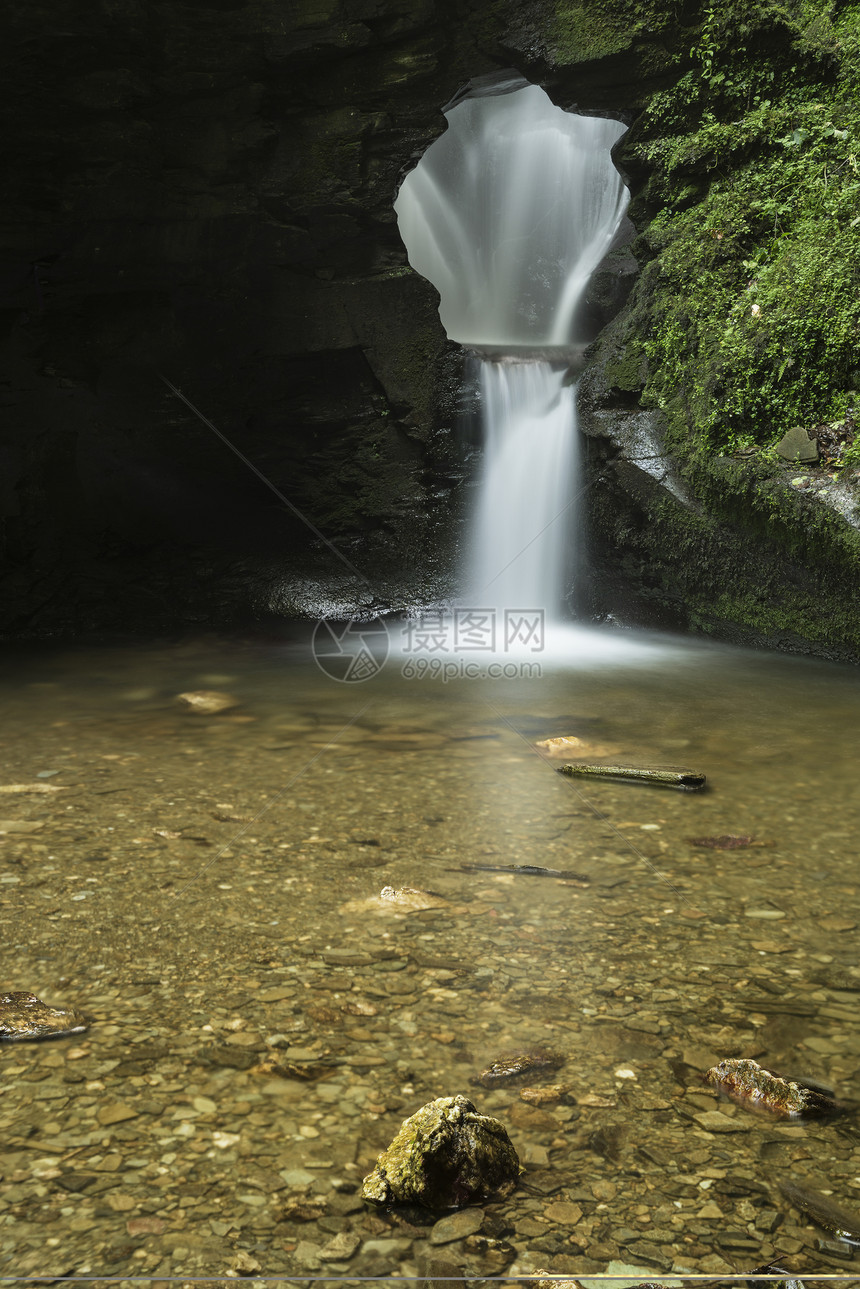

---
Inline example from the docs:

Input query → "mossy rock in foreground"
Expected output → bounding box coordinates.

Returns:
[361,1094,521,1210]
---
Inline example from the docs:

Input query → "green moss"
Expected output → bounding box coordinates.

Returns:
[550,0,681,67]
[362,1095,521,1210]
[551,2,637,64]
[620,0,860,463]
[603,341,648,392]
[619,455,860,654]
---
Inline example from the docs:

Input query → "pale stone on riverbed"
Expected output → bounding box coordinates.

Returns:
[340,886,453,914]
[429,1207,485,1243]
[176,690,239,713]
[0,783,66,794]
[535,735,617,757]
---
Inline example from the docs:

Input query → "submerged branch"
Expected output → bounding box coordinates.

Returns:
[558,763,707,790]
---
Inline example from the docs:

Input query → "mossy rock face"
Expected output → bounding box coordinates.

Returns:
[361,1094,521,1210]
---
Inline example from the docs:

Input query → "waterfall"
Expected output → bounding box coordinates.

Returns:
[467,358,576,618]
[395,79,628,633]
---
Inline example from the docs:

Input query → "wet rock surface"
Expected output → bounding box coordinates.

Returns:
[579,328,860,662]
[361,1095,521,1209]
[776,427,819,464]
[0,0,480,635]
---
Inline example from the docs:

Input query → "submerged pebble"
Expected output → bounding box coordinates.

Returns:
[340,886,452,913]
[175,690,238,713]
[535,735,617,758]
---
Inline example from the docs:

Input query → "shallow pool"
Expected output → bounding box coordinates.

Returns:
[1,625,858,1285]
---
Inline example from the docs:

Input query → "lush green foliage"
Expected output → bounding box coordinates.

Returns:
[624,0,860,459]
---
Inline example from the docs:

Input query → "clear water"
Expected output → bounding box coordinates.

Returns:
[2,629,859,1284]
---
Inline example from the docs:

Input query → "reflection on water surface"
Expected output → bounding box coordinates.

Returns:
[1,626,859,1285]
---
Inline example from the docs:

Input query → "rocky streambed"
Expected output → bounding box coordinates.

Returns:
[1,632,859,1283]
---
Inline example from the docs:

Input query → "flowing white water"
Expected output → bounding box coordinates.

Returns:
[395,81,630,648]
[467,358,576,616]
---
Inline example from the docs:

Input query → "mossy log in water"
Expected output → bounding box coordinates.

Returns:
[558,763,706,789]
[0,992,88,1042]
[706,1057,844,1119]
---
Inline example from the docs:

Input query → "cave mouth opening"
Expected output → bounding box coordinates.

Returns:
[393,71,628,352]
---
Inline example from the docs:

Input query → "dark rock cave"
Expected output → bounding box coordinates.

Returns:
[3,0,859,659]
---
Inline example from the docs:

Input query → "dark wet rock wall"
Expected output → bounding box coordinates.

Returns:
[0,0,688,634]
[2,0,858,659]
[1,0,464,630]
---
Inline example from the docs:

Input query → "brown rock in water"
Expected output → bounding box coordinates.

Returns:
[340,886,453,914]
[279,1196,328,1222]
[705,1058,842,1119]
[519,1084,575,1106]
[0,991,88,1042]
[686,834,771,849]
[361,1094,521,1210]
[476,1048,564,1087]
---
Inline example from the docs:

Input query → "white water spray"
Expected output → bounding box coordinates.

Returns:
[395,80,629,649]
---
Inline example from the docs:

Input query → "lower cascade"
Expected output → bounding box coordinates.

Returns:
[395,75,629,634]
[466,356,577,621]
